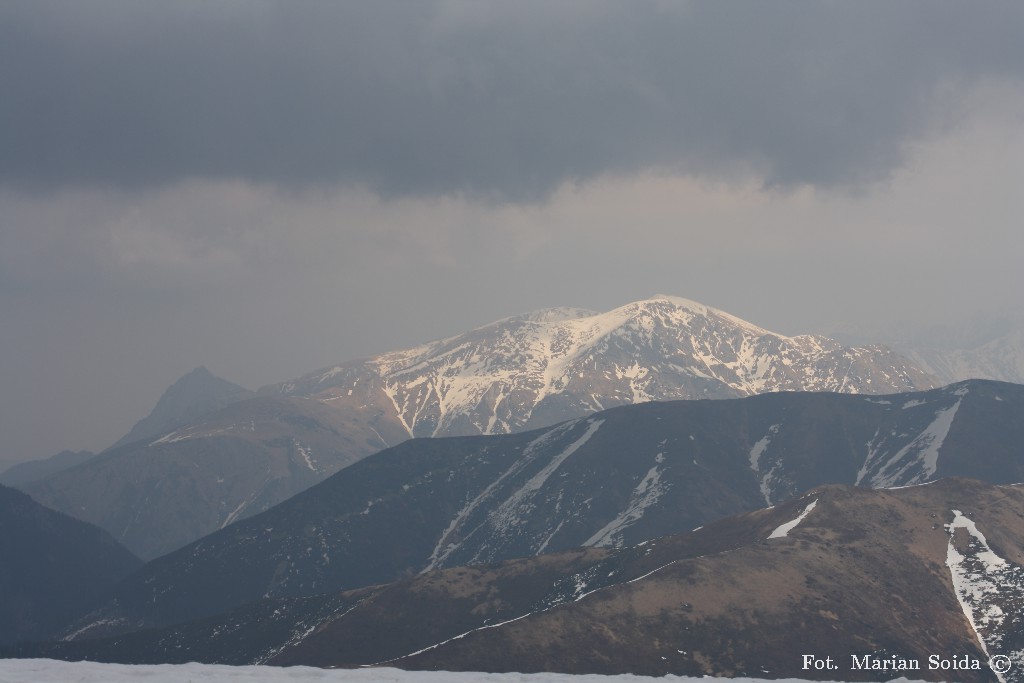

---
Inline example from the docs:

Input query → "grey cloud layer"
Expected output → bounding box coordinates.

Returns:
[3,1,1023,198]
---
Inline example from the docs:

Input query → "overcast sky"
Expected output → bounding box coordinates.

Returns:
[3,1,1023,465]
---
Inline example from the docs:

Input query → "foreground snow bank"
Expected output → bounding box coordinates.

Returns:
[0,659,929,683]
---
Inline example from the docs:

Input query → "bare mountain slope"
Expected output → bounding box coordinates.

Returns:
[377,479,1022,680]
[0,484,141,646]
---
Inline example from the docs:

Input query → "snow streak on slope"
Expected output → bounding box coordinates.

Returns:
[859,395,963,487]
[946,509,1024,683]
[390,551,683,667]
[220,496,253,529]
[484,419,604,545]
[585,453,669,548]
[424,419,603,571]
[293,441,317,472]
[749,424,781,505]
[768,499,818,539]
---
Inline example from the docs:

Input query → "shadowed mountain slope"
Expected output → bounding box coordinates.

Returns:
[18,480,1024,682]
[53,380,1024,640]
[0,450,94,488]
[23,396,408,559]
[0,484,141,646]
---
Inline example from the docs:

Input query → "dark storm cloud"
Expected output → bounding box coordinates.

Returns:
[2,0,1023,199]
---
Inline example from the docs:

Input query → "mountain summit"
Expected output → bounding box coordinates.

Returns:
[112,367,254,449]
[270,295,937,437]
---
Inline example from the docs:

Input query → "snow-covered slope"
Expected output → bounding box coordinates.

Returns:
[946,509,1024,682]
[0,659,874,683]
[270,295,936,438]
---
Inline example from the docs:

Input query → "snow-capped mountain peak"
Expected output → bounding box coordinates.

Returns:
[270,296,936,439]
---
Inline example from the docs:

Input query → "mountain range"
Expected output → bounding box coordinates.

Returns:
[21,395,408,560]
[901,327,1024,386]
[17,478,1024,682]
[0,450,95,488]
[51,379,1024,642]
[15,296,937,559]
[4,295,1024,681]
[268,295,936,437]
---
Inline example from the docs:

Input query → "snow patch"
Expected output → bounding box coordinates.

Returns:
[293,440,316,472]
[748,424,782,505]
[1,660,846,682]
[945,509,1024,682]
[149,429,190,446]
[614,363,654,403]
[768,499,818,539]
[487,419,605,542]
[858,399,962,488]
[424,419,603,571]
[62,618,127,642]
[221,489,262,529]
[625,559,679,584]
[366,424,390,449]
[585,456,669,547]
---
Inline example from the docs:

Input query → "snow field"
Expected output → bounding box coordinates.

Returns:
[0,659,928,683]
